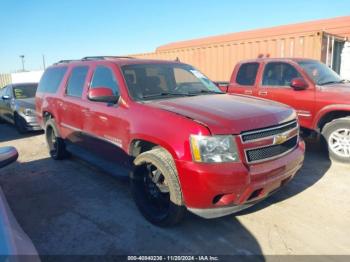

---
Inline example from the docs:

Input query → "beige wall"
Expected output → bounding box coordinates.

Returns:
[0,74,11,88]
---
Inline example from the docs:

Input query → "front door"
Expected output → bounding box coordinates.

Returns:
[83,65,130,170]
[1,86,15,124]
[258,62,316,127]
[0,86,7,119]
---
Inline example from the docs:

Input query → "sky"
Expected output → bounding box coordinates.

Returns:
[0,0,349,73]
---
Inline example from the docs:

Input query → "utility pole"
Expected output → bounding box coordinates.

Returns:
[42,54,46,69]
[19,55,25,71]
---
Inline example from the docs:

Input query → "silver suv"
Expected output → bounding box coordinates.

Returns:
[0,83,41,133]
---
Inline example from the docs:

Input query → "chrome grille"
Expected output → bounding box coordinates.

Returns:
[240,120,299,163]
[246,136,298,163]
[241,120,298,142]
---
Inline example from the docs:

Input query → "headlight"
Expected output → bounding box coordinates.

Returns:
[190,135,240,163]
[19,108,35,116]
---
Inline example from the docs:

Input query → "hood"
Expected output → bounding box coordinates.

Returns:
[15,98,35,109]
[319,83,350,93]
[148,94,296,134]
[318,83,350,104]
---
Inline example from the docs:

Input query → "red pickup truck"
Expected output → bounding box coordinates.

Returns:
[223,58,350,163]
[36,56,304,226]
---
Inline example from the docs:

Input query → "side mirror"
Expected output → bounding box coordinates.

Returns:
[88,87,119,104]
[2,95,10,100]
[0,147,18,169]
[214,82,229,92]
[290,78,308,91]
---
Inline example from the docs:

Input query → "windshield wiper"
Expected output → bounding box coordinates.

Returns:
[141,92,193,99]
[319,80,343,85]
[188,90,224,95]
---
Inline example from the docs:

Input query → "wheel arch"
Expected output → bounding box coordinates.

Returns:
[128,136,178,161]
[315,107,350,131]
[43,111,54,122]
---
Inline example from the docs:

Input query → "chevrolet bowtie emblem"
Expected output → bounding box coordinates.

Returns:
[273,134,288,145]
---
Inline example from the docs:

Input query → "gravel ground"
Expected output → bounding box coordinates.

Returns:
[0,122,349,257]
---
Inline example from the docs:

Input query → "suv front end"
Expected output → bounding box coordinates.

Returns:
[177,119,305,218]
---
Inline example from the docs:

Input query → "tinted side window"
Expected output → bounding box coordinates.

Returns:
[66,66,89,97]
[236,63,259,86]
[91,66,119,95]
[37,67,68,93]
[262,62,301,87]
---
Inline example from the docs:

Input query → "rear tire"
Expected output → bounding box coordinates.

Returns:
[322,117,350,163]
[131,147,186,227]
[14,113,27,134]
[45,119,68,160]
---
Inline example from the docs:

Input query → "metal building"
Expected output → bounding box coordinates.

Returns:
[131,16,350,81]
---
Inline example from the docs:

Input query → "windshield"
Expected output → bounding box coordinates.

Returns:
[121,64,223,100]
[13,84,38,99]
[298,60,342,85]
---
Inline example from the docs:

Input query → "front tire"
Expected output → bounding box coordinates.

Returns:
[322,117,350,163]
[45,119,68,160]
[131,147,186,227]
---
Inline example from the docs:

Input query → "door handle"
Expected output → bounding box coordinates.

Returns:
[244,90,253,95]
[259,91,268,96]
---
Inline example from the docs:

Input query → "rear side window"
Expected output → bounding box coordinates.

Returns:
[236,63,259,86]
[262,62,301,87]
[37,67,68,93]
[90,66,119,96]
[66,66,89,97]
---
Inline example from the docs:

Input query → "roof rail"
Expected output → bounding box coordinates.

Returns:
[53,56,135,65]
[54,59,79,65]
[81,56,135,61]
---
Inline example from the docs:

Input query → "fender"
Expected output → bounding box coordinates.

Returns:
[128,133,181,161]
[312,104,350,130]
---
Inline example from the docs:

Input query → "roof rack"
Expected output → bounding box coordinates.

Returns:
[54,56,135,65]
[81,56,135,60]
[54,59,80,65]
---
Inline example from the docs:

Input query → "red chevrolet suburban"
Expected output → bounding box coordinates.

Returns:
[35,56,304,226]
[224,58,350,163]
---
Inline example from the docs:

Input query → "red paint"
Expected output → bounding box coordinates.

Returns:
[36,58,304,210]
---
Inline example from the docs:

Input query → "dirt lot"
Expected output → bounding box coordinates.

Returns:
[0,122,349,257]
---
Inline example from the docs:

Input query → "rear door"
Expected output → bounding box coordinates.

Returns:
[227,62,260,96]
[58,66,90,144]
[258,61,316,127]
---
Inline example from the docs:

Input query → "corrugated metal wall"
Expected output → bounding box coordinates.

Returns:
[131,31,324,81]
[0,74,11,88]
